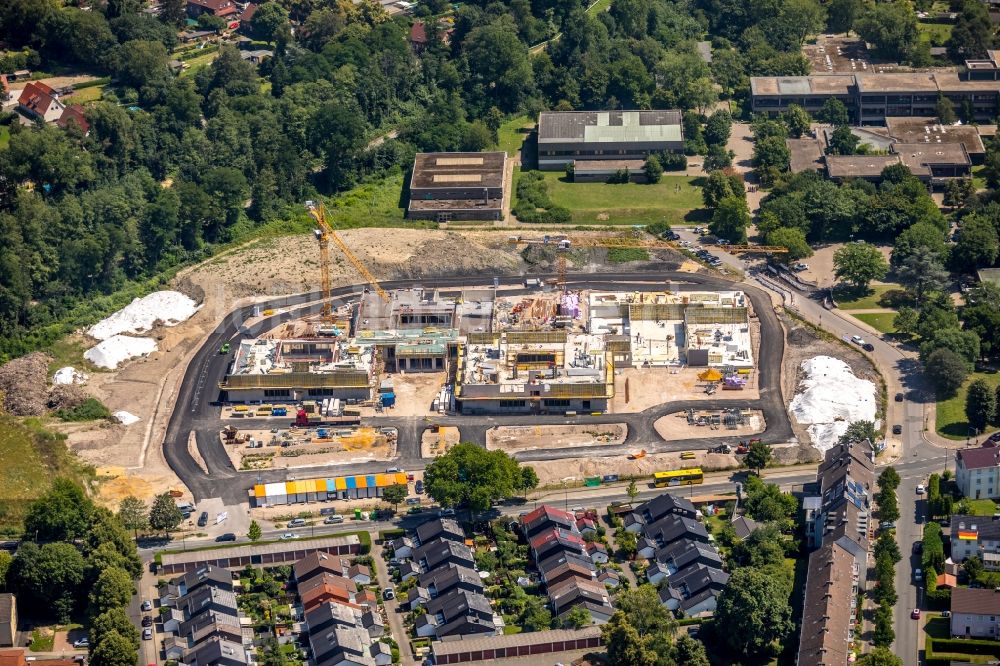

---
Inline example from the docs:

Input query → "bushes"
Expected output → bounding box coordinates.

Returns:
[659,152,688,171]
[923,522,946,574]
[56,398,111,422]
[513,172,570,223]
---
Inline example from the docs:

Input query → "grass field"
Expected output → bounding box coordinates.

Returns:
[0,416,91,536]
[832,284,904,310]
[918,21,953,46]
[852,312,897,334]
[962,498,998,516]
[0,126,9,149]
[973,164,987,190]
[69,85,105,104]
[496,115,533,157]
[326,172,432,228]
[937,372,1000,439]
[523,171,704,224]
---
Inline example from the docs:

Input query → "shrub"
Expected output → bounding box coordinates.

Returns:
[56,397,111,421]
[660,152,687,171]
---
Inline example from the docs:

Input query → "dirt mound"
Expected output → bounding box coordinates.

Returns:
[0,352,52,415]
[787,326,816,348]
[48,384,88,411]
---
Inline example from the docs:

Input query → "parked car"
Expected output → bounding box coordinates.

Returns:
[916,484,926,495]
[914,568,923,582]
[911,608,921,620]
[197,511,209,527]
[942,610,951,618]
[439,508,455,517]
[288,518,306,528]
[892,424,902,435]
[141,599,152,611]
[792,262,809,272]
[895,393,904,402]
[216,533,236,542]
[383,587,395,600]
[324,515,344,524]
[142,616,152,627]
[415,480,424,494]
[280,533,298,540]
[320,507,337,516]
[862,343,875,352]
[73,638,89,649]
[142,628,153,641]
[850,335,866,346]
[913,541,923,554]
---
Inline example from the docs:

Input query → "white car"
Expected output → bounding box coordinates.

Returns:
[280,532,298,540]
[916,484,926,495]
[850,335,866,346]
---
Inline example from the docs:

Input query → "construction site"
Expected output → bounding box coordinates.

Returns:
[220,424,397,471]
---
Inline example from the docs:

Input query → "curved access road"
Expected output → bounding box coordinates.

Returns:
[163,271,790,503]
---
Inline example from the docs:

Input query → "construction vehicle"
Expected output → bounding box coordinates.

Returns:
[709,444,731,454]
[219,342,230,354]
[628,449,647,460]
[305,201,390,322]
[509,235,788,291]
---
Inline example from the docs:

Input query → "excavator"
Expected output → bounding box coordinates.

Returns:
[305,201,390,323]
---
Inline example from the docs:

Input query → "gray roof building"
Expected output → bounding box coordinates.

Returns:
[537,110,684,170]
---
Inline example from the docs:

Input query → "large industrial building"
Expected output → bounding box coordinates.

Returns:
[536,110,684,172]
[751,56,1000,124]
[406,152,507,221]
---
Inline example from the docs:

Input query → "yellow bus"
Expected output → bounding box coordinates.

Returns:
[653,468,705,487]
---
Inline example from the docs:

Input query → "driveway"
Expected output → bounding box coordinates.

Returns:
[374,539,415,665]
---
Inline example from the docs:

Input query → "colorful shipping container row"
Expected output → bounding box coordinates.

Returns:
[250,472,408,507]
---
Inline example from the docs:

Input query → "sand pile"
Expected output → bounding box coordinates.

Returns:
[84,335,158,369]
[0,352,52,415]
[87,291,200,340]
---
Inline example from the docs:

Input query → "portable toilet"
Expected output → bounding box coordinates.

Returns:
[354,508,362,520]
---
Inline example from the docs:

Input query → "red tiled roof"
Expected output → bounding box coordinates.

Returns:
[521,504,575,527]
[18,81,59,116]
[1,75,8,95]
[57,105,89,133]
[241,3,257,23]
[410,22,427,44]
[529,527,585,551]
[958,444,1000,470]
[0,649,26,666]
[187,0,237,16]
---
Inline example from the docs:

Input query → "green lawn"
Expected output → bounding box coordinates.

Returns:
[973,164,987,190]
[496,114,534,157]
[937,372,1000,439]
[0,126,9,150]
[832,284,905,310]
[962,498,998,516]
[852,312,897,334]
[327,172,436,228]
[69,85,105,104]
[523,171,704,225]
[918,21,953,46]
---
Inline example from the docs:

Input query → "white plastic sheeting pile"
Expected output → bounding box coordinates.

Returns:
[53,366,88,385]
[84,335,158,369]
[790,355,877,454]
[87,291,199,340]
[112,411,140,426]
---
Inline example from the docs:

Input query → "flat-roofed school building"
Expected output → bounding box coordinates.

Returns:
[407,152,507,221]
[536,110,684,171]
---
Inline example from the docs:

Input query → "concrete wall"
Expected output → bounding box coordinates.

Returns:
[224,387,370,403]
[456,397,607,415]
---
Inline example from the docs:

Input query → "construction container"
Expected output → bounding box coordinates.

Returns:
[585,477,601,487]
[382,392,396,408]
[271,407,287,416]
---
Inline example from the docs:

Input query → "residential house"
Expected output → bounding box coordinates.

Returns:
[520,505,576,540]
[951,588,1000,638]
[397,561,420,583]
[17,82,64,123]
[186,0,238,18]
[538,551,597,589]
[529,528,586,563]
[415,589,496,639]
[950,515,1000,566]
[361,611,384,638]
[295,552,356,584]
[597,570,620,588]
[389,537,415,559]
[306,603,362,636]
[56,106,88,134]
[163,615,242,661]
[369,642,392,666]
[163,585,239,634]
[412,539,475,573]
[355,590,377,609]
[0,595,15,648]
[298,572,358,599]
[161,565,235,605]
[585,541,609,565]
[300,582,359,614]
[796,440,874,666]
[646,541,723,585]
[415,518,465,546]
[731,516,760,540]
[310,625,376,666]
[956,442,1000,500]
[547,577,615,623]
[658,565,730,616]
[178,634,248,666]
[624,493,698,533]
[347,564,371,586]
[418,564,483,600]
[239,3,257,33]
[636,515,709,559]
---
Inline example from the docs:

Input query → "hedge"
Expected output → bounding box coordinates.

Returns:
[74,77,111,89]
[929,637,1000,657]
[380,528,406,540]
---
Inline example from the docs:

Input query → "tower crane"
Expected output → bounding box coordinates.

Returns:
[508,234,788,291]
[306,201,390,323]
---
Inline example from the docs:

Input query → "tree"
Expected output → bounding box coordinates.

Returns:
[766,227,812,262]
[936,95,958,125]
[731,523,787,568]
[117,496,147,540]
[562,605,592,629]
[952,215,1000,271]
[626,480,639,503]
[704,144,735,171]
[744,441,772,474]
[891,221,949,268]
[893,306,920,338]
[714,568,793,657]
[602,612,657,666]
[854,1,920,62]
[90,631,138,666]
[250,2,289,42]
[424,443,529,512]
[948,0,994,61]
[248,520,262,542]
[967,379,997,433]
[148,493,183,537]
[782,104,811,139]
[382,484,408,511]
[896,247,949,300]
[833,242,889,291]
[23,478,93,542]
[90,608,139,651]
[842,420,879,447]
[921,328,980,369]
[158,0,185,25]
[964,555,985,583]
[872,604,895,647]
[10,542,86,622]
[752,135,791,185]
[858,647,902,666]
[602,587,675,660]
[944,178,975,208]
[89,566,134,616]
[826,124,860,155]
[925,348,970,398]
[518,467,539,495]
[705,110,732,147]
[702,170,742,208]
[743,475,798,523]
[878,466,901,491]
[710,196,751,243]
[0,551,11,591]
[877,486,900,523]
[643,155,663,184]
[826,0,862,33]
[816,98,850,126]
[461,21,534,113]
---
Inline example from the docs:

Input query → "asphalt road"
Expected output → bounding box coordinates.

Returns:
[163,271,790,503]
